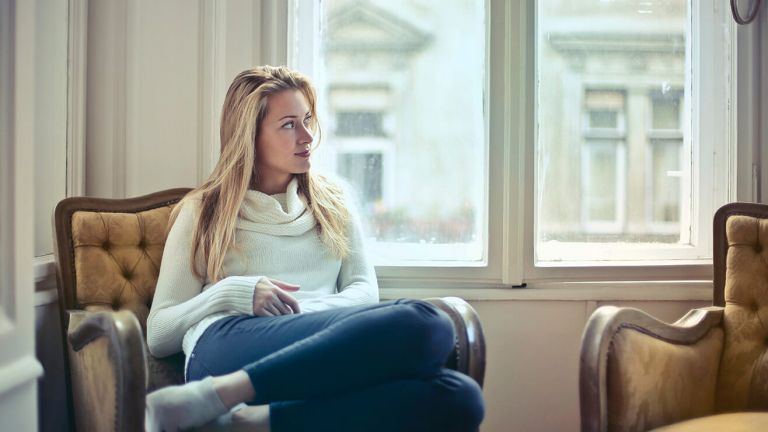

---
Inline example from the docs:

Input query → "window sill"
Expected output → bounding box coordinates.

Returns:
[34,255,58,306]
[380,280,712,302]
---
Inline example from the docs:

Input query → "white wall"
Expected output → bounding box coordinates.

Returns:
[469,299,708,431]
[85,0,272,198]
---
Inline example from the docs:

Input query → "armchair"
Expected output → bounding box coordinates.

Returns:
[53,189,487,432]
[580,202,768,431]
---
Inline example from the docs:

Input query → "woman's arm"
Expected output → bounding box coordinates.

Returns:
[146,200,260,358]
[299,212,379,313]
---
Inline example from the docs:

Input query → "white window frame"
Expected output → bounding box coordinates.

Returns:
[527,0,737,282]
[287,0,514,289]
[280,0,746,290]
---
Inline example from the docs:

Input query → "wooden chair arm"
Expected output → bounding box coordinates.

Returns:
[425,297,487,387]
[580,306,725,432]
[67,310,148,432]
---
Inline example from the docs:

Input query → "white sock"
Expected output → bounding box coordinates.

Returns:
[145,377,229,431]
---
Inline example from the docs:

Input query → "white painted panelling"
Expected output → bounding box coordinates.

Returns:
[0,0,43,429]
[127,1,201,196]
[87,0,271,197]
[67,0,88,198]
[33,0,67,256]
[86,0,122,198]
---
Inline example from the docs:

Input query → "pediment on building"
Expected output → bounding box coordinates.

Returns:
[326,2,430,53]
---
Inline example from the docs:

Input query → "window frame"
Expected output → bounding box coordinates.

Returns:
[284,0,744,289]
[288,0,515,288]
[527,0,737,283]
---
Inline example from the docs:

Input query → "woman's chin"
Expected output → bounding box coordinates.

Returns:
[292,162,311,174]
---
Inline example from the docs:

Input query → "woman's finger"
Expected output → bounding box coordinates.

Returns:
[264,303,281,316]
[275,289,301,314]
[272,297,293,315]
[269,278,300,292]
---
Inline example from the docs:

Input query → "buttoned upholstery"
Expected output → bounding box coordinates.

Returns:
[580,202,768,432]
[717,215,768,411]
[71,208,171,329]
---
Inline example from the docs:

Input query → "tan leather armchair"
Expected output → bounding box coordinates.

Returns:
[53,189,487,432]
[580,202,768,431]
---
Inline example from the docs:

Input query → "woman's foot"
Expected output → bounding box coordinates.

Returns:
[145,377,229,431]
[191,405,270,432]
[230,405,271,432]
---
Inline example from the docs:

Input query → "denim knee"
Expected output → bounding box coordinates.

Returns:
[427,370,485,431]
[390,300,456,365]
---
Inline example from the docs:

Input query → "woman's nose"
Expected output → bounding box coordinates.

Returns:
[299,124,313,144]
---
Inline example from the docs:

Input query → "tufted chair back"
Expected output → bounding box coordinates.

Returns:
[53,188,192,394]
[713,203,768,412]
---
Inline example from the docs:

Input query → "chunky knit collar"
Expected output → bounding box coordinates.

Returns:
[236,177,316,236]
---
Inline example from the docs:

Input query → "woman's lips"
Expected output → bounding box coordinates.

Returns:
[295,150,310,157]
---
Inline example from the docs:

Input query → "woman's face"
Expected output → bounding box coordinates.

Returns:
[256,89,314,184]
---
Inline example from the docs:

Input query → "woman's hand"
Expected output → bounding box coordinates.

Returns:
[252,278,301,317]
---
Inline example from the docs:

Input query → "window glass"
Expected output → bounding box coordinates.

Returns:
[308,0,487,264]
[537,0,691,260]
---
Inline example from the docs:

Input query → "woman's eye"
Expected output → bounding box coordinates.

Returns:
[303,117,312,126]
[282,121,295,129]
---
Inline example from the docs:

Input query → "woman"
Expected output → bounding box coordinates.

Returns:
[145,66,484,432]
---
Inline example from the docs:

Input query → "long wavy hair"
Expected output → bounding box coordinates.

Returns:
[169,66,350,283]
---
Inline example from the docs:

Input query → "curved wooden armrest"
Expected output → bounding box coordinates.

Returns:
[66,310,148,432]
[580,306,725,432]
[425,297,487,387]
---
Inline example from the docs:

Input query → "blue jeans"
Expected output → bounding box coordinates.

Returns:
[186,299,484,432]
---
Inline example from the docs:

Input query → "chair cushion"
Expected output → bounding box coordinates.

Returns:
[649,412,768,431]
[717,216,768,411]
[71,206,173,314]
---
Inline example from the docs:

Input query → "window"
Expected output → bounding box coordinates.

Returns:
[292,0,487,266]
[286,0,737,286]
[535,0,733,265]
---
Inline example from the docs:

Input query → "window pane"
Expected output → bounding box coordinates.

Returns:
[589,111,618,129]
[311,0,487,264]
[337,152,383,205]
[651,92,682,130]
[537,0,689,261]
[650,140,682,223]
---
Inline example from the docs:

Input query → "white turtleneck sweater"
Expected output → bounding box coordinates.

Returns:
[146,178,379,373]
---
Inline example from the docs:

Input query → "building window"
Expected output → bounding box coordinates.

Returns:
[336,111,386,137]
[337,152,384,206]
[581,141,626,233]
[580,89,626,233]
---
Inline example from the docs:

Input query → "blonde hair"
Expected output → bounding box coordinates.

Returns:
[169,65,350,283]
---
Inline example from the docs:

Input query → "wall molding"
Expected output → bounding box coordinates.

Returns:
[197,0,227,184]
[259,0,288,66]
[0,356,44,396]
[67,0,87,197]
[112,0,127,198]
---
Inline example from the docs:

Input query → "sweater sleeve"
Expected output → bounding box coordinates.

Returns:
[298,210,379,314]
[146,199,261,358]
